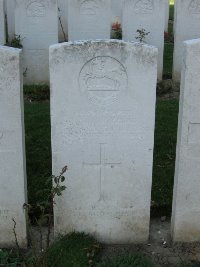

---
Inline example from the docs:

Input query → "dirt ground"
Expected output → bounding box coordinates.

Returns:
[33,218,200,266]
[157,79,180,100]
[99,218,200,267]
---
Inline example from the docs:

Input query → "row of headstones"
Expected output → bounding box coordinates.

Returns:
[0,0,173,84]
[1,37,200,247]
[6,0,170,41]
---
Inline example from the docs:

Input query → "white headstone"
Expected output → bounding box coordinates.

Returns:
[50,40,157,243]
[0,46,27,248]
[68,0,111,41]
[0,0,6,45]
[171,39,200,242]
[6,0,15,42]
[58,0,68,42]
[164,0,169,32]
[15,0,58,84]
[173,0,200,81]
[57,0,124,41]
[122,0,165,80]
[111,0,124,24]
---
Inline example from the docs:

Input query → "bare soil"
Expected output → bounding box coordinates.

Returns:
[99,218,200,267]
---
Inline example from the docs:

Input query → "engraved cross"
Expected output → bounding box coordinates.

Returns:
[83,143,121,202]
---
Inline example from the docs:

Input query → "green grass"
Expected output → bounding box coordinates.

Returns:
[163,42,174,77]
[25,98,179,209]
[24,102,51,204]
[47,233,99,267]
[0,232,197,267]
[47,234,156,267]
[152,99,179,207]
[47,233,155,267]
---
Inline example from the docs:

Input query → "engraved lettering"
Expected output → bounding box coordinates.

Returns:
[0,209,9,220]
[134,0,154,14]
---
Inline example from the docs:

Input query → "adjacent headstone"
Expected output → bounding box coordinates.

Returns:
[122,0,165,80]
[50,40,158,243]
[0,0,6,45]
[111,0,124,24]
[6,0,15,42]
[171,39,200,242]
[15,0,58,84]
[173,0,200,81]
[56,0,124,41]
[58,0,68,42]
[164,0,169,32]
[0,46,27,247]
[68,0,111,41]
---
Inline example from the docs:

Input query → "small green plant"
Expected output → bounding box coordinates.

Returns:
[0,248,28,267]
[7,166,68,267]
[8,34,23,48]
[25,165,68,255]
[136,28,150,43]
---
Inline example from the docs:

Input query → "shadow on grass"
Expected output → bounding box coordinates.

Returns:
[152,99,179,210]
[24,102,51,204]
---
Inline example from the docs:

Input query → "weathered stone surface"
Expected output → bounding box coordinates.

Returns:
[50,40,157,243]
[8,0,67,43]
[15,0,58,84]
[122,0,165,80]
[68,0,111,41]
[0,46,27,248]
[173,0,200,81]
[7,0,65,43]
[0,0,5,45]
[171,39,200,242]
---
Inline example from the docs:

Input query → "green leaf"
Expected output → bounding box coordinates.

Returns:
[61,176,65,182]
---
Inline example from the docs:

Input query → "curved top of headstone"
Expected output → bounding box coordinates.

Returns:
[49,39,158,63]
[0,45,22,54]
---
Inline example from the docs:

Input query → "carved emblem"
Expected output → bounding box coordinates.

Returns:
[80,0,99,15]
[189,0,200,15]
[134,0,154,14]
[27,1,46,17]
[79,56,127,105]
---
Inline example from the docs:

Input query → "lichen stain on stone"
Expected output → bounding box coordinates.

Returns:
[10,56,16,61]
